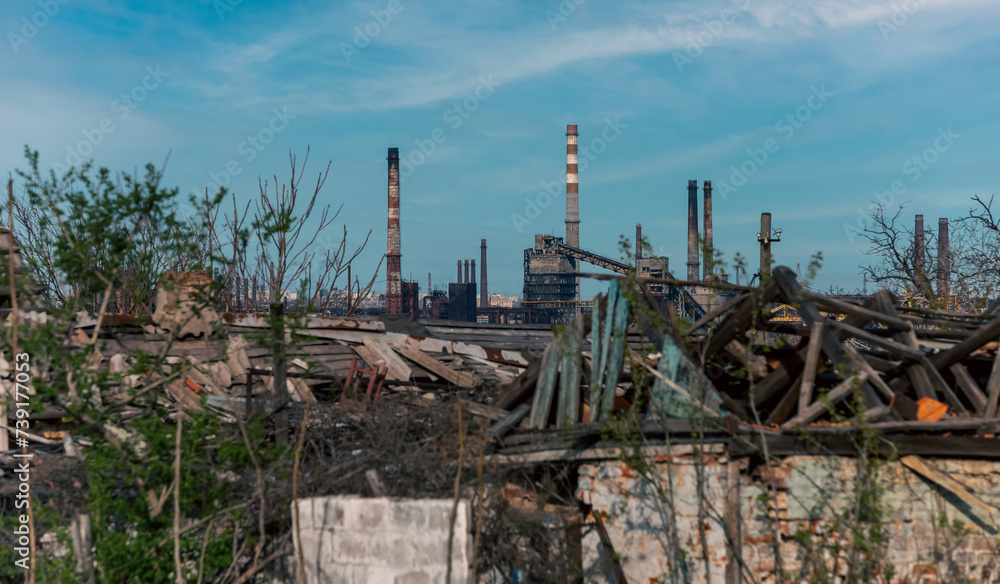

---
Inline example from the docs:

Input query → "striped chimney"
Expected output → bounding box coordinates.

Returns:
[480,239,488,309]
[386,148,403,314]
[566,124,580,300]
[565,125,579,248]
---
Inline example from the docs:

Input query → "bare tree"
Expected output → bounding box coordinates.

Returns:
[859,202,996,311]
[234,148,381,315]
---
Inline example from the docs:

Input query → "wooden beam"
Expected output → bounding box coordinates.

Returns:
[395,345,478,387]
[529,344,560,429]
[901,455,1000,522]
[984,348,1000,419]
[929,316,1000,372]
[798,323,824,418]
[362,338,412,382]
[772,266,880,408]
[950,363,989,414]
[486,403,531,440]
[811,294,912,331]
[781,372,868,429]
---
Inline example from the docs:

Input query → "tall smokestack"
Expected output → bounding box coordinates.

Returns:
[464,259,470,285]
[687,180,699,282]
[566,125,579,249]
[480,239,488,309]
[937,218,950,298]
[635,223,642,268]
[703,180,713,280]
[386,148,402,314]
[914,215,925,285]
[428,272,432,294]
[759,212,772,280]
[471,259,476,284]
[566,124,580,300]
[457,260,462,284]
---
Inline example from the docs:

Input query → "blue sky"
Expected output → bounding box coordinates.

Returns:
[3,0,998,298]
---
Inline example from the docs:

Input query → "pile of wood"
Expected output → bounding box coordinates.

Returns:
[487,265,1000,443]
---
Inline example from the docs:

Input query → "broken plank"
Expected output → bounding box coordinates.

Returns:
[798,322,825,418]
[984,348,1000,419]
[558,313,584,426]
[901,455,1000,523]
[950,363,989,414]
[462,401,509,421]
[600,287,629,422]
[395,345,479,387]
[529,344,561,430]
[362,338,412,382]
[781,372,869,429]
[487,403,531,440]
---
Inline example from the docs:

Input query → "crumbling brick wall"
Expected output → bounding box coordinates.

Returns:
[578,451,1000,584]
[293,495,472,584]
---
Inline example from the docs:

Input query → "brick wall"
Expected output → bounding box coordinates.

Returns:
[578,452,1000,584]
[293,496,472,584]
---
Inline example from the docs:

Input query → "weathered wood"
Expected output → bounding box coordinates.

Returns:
[486,403,531,440]
[772,266,879,408]
[704,279,780,360]
[929,316,1000,372]
[811,294,912,331]
[529,344,560,429]
[845,346,894,403]
[589,293,602,421]
[395,345,478,387]
[781,372,868,429]
[901,455,1000,521]
[984,348,1000,419]
[724,340,768,379]
[591,509,630,584]
[690,292,749,332]
[950,363,989,413]
[600,287,630,421]
[798,323,824,418]
[595,282,618,422]
[461,401,509,421]
[494,363,540,410]
[558,313,584,426]
[362,338,412,382]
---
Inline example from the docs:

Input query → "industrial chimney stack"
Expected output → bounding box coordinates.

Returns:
[480,239,488,309]
[914,214,925,285]
[471,259,476,284]
[937,218,950,298]
[566,124,580,300]
[457,260,462,284]
[687,180,700,281]
[703,180,713,280]
[386,148,402,314]
[635,223,642,267]
[464,259,470,285]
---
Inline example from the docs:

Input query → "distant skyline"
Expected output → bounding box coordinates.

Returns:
[3,0,998,298]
